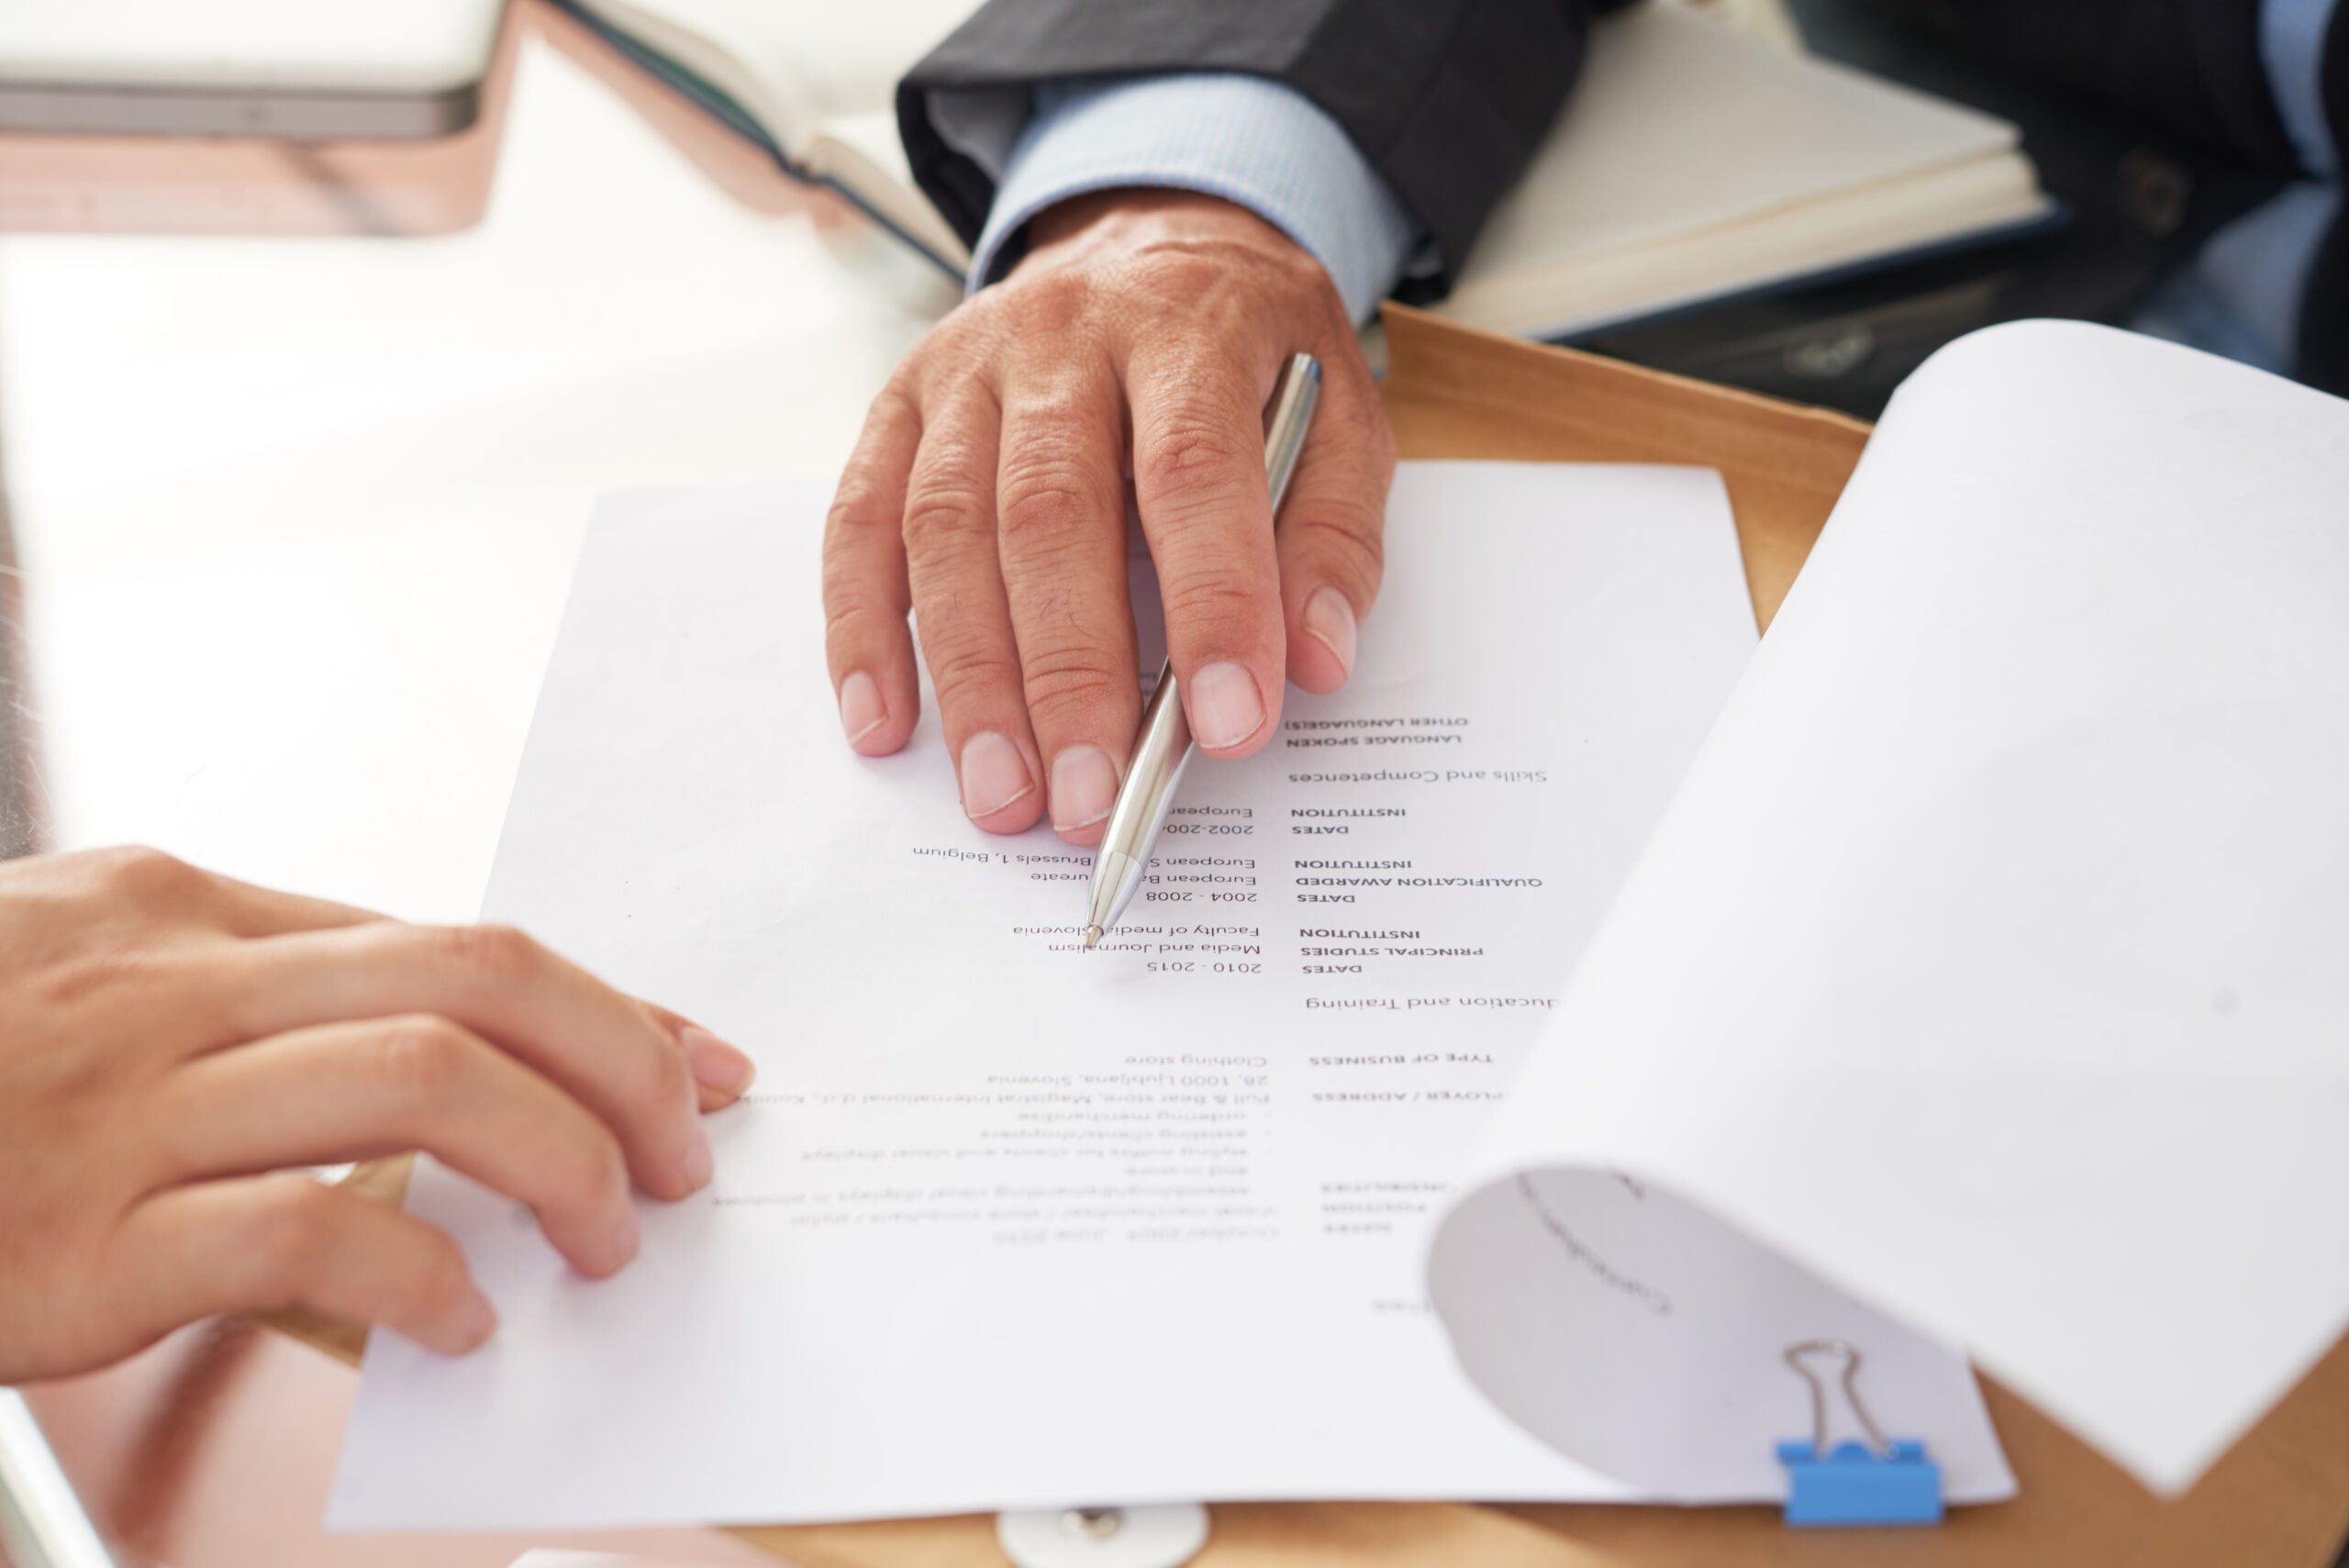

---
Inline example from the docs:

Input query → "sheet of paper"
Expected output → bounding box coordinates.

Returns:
[1431,321,2349,1495]
[331,462,1793,1529]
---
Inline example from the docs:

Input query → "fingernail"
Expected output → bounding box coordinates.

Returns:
[682,1120,715,1189]
[1188,662,1266,751]
[683,1025,755,1094]
[462,1286,498,1346]
[959,731,1035,820]
[612,1203,641,1265]
[1050,745,1119,831]
[1303,587,1358,681]
[838,671,886,749]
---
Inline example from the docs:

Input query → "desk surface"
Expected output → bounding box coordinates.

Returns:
[0,10,953,921]
[5,11,2346,1568]
[1,12,949,1565]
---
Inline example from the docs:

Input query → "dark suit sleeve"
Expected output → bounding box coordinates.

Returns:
[898,0,1631,294]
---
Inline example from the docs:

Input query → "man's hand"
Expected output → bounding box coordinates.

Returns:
[824,190,1396,842]
[0,848,756,1383]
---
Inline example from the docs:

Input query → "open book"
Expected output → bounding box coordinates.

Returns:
[329,321,2344,1528]
[560,0,2052,336]
[549,0,975,270]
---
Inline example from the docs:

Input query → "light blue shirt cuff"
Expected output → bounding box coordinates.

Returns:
[2261,0,2342,178]
[969,73,1422,326]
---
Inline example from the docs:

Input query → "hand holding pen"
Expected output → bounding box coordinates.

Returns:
[820,191,1395,841]
[1086,354,1323,945]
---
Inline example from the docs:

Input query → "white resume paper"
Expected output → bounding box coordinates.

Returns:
[333,463,1767,1529]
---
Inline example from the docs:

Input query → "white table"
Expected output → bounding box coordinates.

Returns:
[0,29,952,1568]
[0,30,953,924]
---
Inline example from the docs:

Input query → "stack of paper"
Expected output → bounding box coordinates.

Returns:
[330,462,2012,1527]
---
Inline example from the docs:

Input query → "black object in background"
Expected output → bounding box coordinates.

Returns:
[1577,0,2308,417]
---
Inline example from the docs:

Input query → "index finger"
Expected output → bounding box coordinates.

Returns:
[823,382,925,757]
[1126,344,1286,759]
[201,922,716,1201]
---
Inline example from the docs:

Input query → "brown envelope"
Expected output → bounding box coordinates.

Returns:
[273,305,2349,1568]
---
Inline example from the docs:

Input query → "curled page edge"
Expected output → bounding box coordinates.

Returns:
[1427,1163,2017,1506]
[1422,320,2349,1506]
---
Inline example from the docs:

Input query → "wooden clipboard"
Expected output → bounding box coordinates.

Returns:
[273,305,2349,1568]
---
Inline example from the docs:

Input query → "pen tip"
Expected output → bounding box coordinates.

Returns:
[1085,926,1102,948]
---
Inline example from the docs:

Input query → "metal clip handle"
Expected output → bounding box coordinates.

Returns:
[1784,1339,1892,1460]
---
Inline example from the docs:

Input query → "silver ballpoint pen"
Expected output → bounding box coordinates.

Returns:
[1084,351,1322,948]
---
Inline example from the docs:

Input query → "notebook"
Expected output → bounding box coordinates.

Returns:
[559,0,2051,335]
[1430,3,2055,340]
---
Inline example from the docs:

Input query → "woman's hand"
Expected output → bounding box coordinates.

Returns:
[0,847,755,1383]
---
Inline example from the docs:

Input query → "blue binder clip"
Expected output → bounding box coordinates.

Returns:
[1776,1340,1943,1527]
